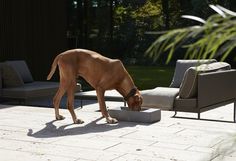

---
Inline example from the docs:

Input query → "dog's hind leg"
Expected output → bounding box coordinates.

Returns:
[67,80,84,124]
[53,84,67,120]
[53,65,71,121]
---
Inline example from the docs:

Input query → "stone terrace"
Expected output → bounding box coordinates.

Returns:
[0,101,236,161]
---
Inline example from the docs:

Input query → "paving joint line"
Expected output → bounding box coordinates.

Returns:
[103,142,122,151]
[119,130,138,138]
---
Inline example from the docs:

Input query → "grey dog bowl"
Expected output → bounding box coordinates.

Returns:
[108,107,161,123]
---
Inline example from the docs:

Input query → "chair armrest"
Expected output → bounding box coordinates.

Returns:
[198,69,236,108]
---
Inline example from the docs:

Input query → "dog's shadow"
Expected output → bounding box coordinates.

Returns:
[27,117,145,138]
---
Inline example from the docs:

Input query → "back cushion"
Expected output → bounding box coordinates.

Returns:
[170,59,217,88]
[179,62,231,98]
[6,60,34,83]
[2,63,24,88]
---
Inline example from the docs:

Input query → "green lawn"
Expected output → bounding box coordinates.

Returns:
[126,66,175,90]
[80,66,175,91]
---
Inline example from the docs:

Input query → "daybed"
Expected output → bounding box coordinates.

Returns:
[0,60,81,104]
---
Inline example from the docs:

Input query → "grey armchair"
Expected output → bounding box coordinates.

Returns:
[141,59,236,122]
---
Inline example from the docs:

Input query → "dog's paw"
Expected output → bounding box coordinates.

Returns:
[106,117,118,124]
[56,115,65,120]
[74,119,84,124]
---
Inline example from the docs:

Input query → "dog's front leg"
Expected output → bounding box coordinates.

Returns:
[96,88,118,124]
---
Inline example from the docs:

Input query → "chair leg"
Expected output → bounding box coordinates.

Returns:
[198,112,200,119]
[173,111,177,117]
[80,100,83,108]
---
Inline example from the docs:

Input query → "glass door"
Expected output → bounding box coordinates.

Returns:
[67,0,113,56]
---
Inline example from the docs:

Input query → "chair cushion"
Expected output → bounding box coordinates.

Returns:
[1,81,81,99]
[179,62,231,99]
[6,60,34,83]
[169,59,216,88]
[1,81,59,99]
[2,63,24,88]
[141,87,179,110]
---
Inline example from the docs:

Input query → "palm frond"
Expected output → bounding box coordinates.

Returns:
[145,4,236,63]
[209,4,226,18]
[216,5,236,16]
[181,15,206,24]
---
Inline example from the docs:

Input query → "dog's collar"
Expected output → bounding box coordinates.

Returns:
[124,87,137,101]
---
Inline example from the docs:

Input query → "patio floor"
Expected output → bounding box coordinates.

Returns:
[0,101,236,161]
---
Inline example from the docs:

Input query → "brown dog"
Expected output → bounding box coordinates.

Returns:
[47,49,143,124]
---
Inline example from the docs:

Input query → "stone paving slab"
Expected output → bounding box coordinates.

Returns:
[112,153,171,161]
[0,149,78,161]
[212,155,236,161]
[0,102,236,161]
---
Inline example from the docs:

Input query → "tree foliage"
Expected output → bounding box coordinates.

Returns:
[112,0,163,63]
[66,0,236,65]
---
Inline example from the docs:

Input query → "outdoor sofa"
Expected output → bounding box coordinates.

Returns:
[0,60,81,104]
[141,59,236,122]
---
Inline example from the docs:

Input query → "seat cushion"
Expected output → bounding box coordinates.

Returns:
[141,87,179,110]
[1,81,82,99]
[6,60,34,83]
[179,62,231,99]
[1,81,59,99]
[170,59,216,88]
[2,63,24,88]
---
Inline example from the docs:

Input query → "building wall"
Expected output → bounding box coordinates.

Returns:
[0,0,67,80]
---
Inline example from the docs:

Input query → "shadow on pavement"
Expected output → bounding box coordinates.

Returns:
[27,117,148,138]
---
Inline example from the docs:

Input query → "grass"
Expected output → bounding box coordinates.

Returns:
[126,66,175,90]
[80,66,175,91]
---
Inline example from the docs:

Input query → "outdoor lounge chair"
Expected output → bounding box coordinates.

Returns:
[0,60,81,104]
[141,59,236,122]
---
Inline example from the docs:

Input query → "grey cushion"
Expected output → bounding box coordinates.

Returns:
[169,59,217,88]
[1,81,59,99]
[179,62,231,99]
[141,87,179,110]
[1,81,82,99]
[6,60,34,83]
[2,63,24,88]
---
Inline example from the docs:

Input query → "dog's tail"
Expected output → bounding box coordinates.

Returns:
[47,55,60,80]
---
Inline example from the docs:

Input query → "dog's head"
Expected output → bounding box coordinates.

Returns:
[125,88,143,111]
